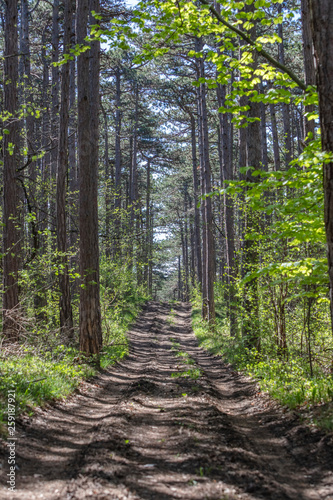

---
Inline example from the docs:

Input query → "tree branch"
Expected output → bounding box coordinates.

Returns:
[197,0,307,91]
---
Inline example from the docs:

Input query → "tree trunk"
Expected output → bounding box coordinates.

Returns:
[190,116,202,286]
[301,0,316,139]
[3,0,20,341]
[309,0,333,334]
[217,82,236,335]
[77,0,102,355]
[57,0,73,336]
[242,95,262,348]
[114,66,122,256]
[270,104,281,171]
[278,9,292,167]
[196,37,215,324]
[50,0,60,240]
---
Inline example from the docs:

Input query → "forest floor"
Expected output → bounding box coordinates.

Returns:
[1,302,333,500]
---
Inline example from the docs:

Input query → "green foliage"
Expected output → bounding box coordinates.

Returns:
[0,349,95,435]
[100,257,149,347]
[191,291,333,425]
[214,139,331,300]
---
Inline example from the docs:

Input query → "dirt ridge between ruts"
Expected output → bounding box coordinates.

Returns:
[1,301,332,499]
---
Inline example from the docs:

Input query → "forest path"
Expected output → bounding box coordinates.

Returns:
[1,302,333,500]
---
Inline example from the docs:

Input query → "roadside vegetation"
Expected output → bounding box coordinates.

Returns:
[0,262,148,436]
[191,290,333,432]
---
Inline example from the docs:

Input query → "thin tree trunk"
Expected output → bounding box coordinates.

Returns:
[57,0,73,336]
[301,0,316,139]
[50,0,60,240]
[190,116,202,286]
[114,66,122,256]
[270,104,281,171]
[278,8,292,167]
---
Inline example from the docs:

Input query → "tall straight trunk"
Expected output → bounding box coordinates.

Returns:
[148,205,153,296]
[270,104,281,171]
[130,83,138,226]
[57,0,73,335]
[114,66,122,256]
[183,189,189,301]
[101,101,111,256]
[217,125,225,281]
[242,96,262,348]
[144,158,152,292]
[3,0,20,340]
[196,37,215,324]
[20,0,35,183]
[309,0,333,334]
[278,8,292,167]
[189,198,196,286]
[242,4,261,347]
[77,0,102,355]
[190,116,202,286]
[34,26,49,321]
[69,53,78,271]
[216,83,236,335]
[177,255,181,301]
[51,0,60,239]
[301,0,316,139]
[243,95,262,349]
[260,82,268,171]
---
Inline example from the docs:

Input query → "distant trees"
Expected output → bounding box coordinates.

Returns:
[1,0,332,372]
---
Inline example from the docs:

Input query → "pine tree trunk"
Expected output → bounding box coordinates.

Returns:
[51,0,60,240]
[77,0,102,355]
[196,38,215,324]
[3,0,20,341]
[301,0,316,139]
[69,51,79,298]
[270,104,281,171]
[114,66,122,256]
[309,0,333,334]
[190,116,202,286]
[217,83,236,335]
[57,0,73,336]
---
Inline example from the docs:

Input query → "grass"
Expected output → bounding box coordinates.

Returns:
[191,300,333,430]
[170,337,202,380]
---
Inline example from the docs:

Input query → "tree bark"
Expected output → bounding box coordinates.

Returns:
[3,0,20,341]
[309,0,333,334]
[114,66,122,256]
[77,0,102,355]
[50,0,60,239]
[196,37,215,324]
[57,0,73,336]
[270,104,281,171]
[190,116,202,286]
[301,0,316,139]
[278,7,292,167]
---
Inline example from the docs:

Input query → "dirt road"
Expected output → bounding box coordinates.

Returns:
[1,302,333,499]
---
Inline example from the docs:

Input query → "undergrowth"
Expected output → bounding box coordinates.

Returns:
[191,295,333,431]
[0,276,148,436]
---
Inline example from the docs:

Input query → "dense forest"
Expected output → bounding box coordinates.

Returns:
[1,1,333,496]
